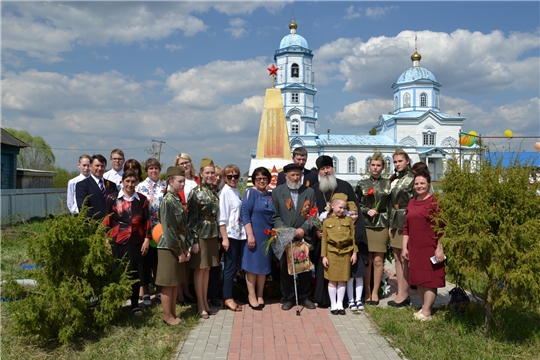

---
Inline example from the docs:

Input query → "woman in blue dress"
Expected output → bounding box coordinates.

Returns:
[241,167,274,310]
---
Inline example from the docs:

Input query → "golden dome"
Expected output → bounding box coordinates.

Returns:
[411,50,421,62]
[289,19,297,30]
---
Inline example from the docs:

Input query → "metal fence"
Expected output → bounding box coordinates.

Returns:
[1,188,66,224]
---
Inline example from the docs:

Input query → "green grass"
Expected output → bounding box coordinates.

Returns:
[364,304,540,360]
[1,219,199,360]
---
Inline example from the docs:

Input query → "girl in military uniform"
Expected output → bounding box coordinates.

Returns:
[355,152,391,305]
[321,193,358,315]
[187,158,220,319]
[387,148,415,307]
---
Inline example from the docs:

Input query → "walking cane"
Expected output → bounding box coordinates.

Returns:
[290,241,301,316]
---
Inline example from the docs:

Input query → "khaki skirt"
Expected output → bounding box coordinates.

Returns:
[389,229,404,249]
[190,237,219,269]
[156,249,185,287]
[324,251,351,282]
[367,228,389,253]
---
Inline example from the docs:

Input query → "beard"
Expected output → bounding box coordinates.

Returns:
[319,174,337,193]
[286,178,302,190]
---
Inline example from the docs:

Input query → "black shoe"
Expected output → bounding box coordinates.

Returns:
[249,303,263,311]
[279,297,285,304]
[388,297,410,308]
[367,300,380,306]
[330,310,339,315]
[338,309,346,315]
[303,298,316,309]
[281,301,293,310]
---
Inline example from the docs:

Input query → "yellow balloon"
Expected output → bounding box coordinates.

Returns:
[468,130,478,137]
[504,129,513,138]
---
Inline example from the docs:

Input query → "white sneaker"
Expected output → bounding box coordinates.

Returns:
[348,300,357,311]
[355,300,364,311]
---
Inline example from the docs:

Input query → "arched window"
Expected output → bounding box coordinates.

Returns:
[332,156,339,173]
[384,156,392,174]
[365,157,371,172]
[394,96,398,110]
[420,92,427,107]
[291,63,299,78]
[348,157,356,174]
[291,119,299,135]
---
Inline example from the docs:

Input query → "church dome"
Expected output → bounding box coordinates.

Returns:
[396,66,437,84]
[279,19,309,49]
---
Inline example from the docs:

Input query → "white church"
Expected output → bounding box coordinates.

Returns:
[252,18,475,182]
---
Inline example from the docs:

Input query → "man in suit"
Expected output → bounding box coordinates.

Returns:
[272,163,317,310]
[76,154,118,220]
[311,155,369,308]
[276,147,318,188]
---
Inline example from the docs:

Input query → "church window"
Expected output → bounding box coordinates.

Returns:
[394,96,398,110]
[423,132,435,146]
[420,93,427,107]
[291,63,299,78]
[291,93,299,103]
[332,157,339,173]
[348,157,356,174]
[291,119,299,135]
[403,93,410,107]
[384,157,392,174]
[365,157,371,172]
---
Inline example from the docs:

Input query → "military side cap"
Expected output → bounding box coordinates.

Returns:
[283,163,303,172]
[347,201,358,211]
[166,166,185,177]
[331,193,347,202]
[200,158,215,169]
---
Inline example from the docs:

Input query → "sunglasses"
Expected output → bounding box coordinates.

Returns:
[226,174,240,180]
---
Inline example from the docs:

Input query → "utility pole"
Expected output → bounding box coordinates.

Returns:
[151,139,165,163]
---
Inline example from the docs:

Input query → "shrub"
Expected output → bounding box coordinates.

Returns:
[4,207,133,344]
[437,153,540,334]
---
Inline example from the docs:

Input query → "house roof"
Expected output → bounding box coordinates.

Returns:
[1,128,29,148]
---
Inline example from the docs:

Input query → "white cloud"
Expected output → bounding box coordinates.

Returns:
[165,57,270,109]
[165,44,183,52]
[92,52,109,60]
[365,6,399,19]
[330,99,393,127]
[344,6,361,20]
[1,69,144,116]
[226,18,249,38]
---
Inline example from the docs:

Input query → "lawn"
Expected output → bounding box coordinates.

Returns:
[0,219,200,360]
[364,302,540,360]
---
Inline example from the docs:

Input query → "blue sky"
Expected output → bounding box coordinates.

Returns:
[2,1,539,174]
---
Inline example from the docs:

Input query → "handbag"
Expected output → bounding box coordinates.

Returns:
[448,286,470,314]
[285,241,314,275]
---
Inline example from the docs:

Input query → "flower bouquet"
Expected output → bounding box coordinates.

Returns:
[304,207,322,231]
[262,226,297,259]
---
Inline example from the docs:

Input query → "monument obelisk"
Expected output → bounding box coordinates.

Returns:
[247,64,291,189]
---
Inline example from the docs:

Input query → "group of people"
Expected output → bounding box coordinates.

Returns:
[66,146,446,324]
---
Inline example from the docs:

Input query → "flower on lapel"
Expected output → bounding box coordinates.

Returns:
[285,198,293,210]
[105,180,110,189]
[300,200,311,216]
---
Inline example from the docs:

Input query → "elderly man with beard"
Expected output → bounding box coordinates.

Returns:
[312,155,369,308]
[272,163,318,310]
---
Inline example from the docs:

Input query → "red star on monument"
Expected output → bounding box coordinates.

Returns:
[267,64,278,76]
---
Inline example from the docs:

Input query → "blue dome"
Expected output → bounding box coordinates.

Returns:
[279,33,309,49]
[396,67,437,84]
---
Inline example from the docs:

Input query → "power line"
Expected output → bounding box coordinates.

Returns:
[49,147,148,151]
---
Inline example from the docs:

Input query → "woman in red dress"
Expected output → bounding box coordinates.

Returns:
[401,172,445,321]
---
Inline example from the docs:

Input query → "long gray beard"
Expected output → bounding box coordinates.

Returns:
[286,179,302,190]
[319,174,337,193]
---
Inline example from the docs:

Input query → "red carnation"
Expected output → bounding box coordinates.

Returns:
[367,187,375,195]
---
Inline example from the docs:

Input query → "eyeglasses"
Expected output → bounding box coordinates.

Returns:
[178,162,190,166]
[111,158,124,162]
[227,174,240,180]
[255,177,268,182]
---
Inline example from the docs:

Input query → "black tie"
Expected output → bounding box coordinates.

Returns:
[99,179,107,198]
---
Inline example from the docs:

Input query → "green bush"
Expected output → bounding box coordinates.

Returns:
[437,153,540,334]
[4,207,133,344]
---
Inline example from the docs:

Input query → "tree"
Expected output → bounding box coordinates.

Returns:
[52,166,79,188]
[437,154,540,334]
[4,128,55,170]
[369,127,377,135]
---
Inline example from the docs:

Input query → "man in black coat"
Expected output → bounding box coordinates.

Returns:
[311,155,369,308]
[276,147,318,188]
[76,154,117,220]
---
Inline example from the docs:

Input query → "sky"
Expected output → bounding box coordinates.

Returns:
[2,1,539,174]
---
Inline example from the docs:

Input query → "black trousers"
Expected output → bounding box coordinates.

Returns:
[280,252,311,302]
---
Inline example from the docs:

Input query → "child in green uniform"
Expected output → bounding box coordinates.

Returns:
[322,193,358,315]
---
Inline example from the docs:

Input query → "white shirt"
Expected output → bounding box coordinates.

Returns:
[118,189,140,202]
[104,169,124,187]
[184,178,198,199]
[217,184,246,240]
[67,173,88,214]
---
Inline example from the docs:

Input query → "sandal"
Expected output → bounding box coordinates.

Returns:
[142,294,152,306]
[200,311,210,319]
[348,300,357,311]
[132,308,143,317]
